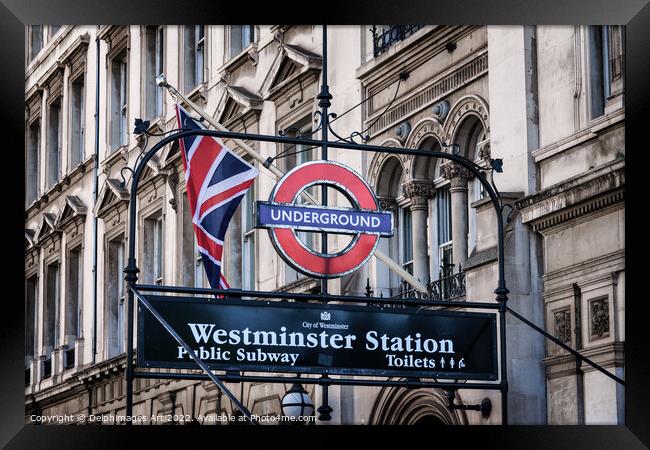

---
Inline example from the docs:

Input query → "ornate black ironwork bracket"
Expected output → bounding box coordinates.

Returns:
[445,389,492,419]
[119,167,134,189]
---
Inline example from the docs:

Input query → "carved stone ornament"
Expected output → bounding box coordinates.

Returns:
[401,180,435,207]
[553,309,571,344]
[166,170,180,212]
[478,140,491,161]
[440,162,472,188]
[590,298,610,338]
[377,196,398,212]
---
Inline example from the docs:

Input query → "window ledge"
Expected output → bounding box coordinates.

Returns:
[101,145,129,170]
[218,43,258,76]
[25,177,73,217]
[25,26,74,78]
[532,108,625,163]
[183,82,208,104]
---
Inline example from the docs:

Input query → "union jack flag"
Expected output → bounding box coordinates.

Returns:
[175,104,258,290]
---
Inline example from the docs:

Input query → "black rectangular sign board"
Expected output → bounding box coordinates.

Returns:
[137,296,498,381]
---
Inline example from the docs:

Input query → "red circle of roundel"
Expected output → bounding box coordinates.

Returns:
[268,161,380,278]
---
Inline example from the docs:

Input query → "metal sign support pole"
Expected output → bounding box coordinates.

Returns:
[123,127,511,424]
[316,24,334,423]
[132,288,256,423]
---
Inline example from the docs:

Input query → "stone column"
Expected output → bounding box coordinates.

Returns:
[402,180,435,284]
[376,197,398,295]
[441,162,472,267]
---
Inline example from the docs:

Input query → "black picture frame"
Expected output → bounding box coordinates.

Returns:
[2,1,647,448]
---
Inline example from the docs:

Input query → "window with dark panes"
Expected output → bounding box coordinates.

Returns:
[66,246,82,344]
[26,120,40,204]
[47,98,61,188]
[43,262,60,356]
[143,213,164,286]
[110,51,128,151]
[25,276,38,366]
[183,25,205,93]
[230,25,254,57]
[30,26,43,60]
[437,187,453,274]
[106,236,125,358]
[70,75,85,168]
[145,25,165,118]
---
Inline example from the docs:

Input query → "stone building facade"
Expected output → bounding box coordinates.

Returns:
[24,25,624,425]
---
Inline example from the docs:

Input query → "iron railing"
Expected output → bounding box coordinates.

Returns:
[371,25,425,57]
[366,264,466,305]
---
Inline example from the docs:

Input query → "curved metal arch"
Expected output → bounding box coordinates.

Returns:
[124,127,511,316]
[123,126,511,425]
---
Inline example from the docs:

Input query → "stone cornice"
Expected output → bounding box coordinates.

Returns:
[542,250,625,293]
[364,48,488,139]
[532,108,624,163]
[516,159,624,232]
[544,342,624,379]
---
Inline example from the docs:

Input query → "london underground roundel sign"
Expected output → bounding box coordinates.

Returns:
[257,161,393,278]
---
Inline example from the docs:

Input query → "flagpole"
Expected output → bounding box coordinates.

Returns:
[159,81,428,295]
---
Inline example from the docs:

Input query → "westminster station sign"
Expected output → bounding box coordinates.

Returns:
[138,296,498,381]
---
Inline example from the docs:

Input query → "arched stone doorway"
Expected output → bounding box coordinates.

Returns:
[369,385,467,425]
[413,415,446,425]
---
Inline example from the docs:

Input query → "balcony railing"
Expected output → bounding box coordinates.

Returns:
[366,264,466,306]
[371,25,425,57]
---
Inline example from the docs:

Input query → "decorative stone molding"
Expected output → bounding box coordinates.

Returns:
[260,43,322,101]
[590,297,610,339]
[26,91,43,123]
[517,160,624,232]
[377,196,398,212]
[442,94,490,144]
[553,309,572,344]
[166,170,180,212]
[56,195,87,233]
[544,342,624,379]
[477,139,491,161]
[94,178,130,219]
[58,33,90,80]
[440,162,472,188]
[157,391,176,416]
[35,212,60,246]
[214,85,263,128]
[401,180,435,208]
[45,68,65,103]
[404,117,444,150]
[364,50,488,138]
[367,146,410,191]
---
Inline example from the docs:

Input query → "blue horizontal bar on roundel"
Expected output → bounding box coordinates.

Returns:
[257,202,394,237]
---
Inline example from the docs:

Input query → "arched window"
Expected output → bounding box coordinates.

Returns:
[452,115,487,261]
[433,158,453,278]
[410,137,441,283]
[374,156,405,296]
